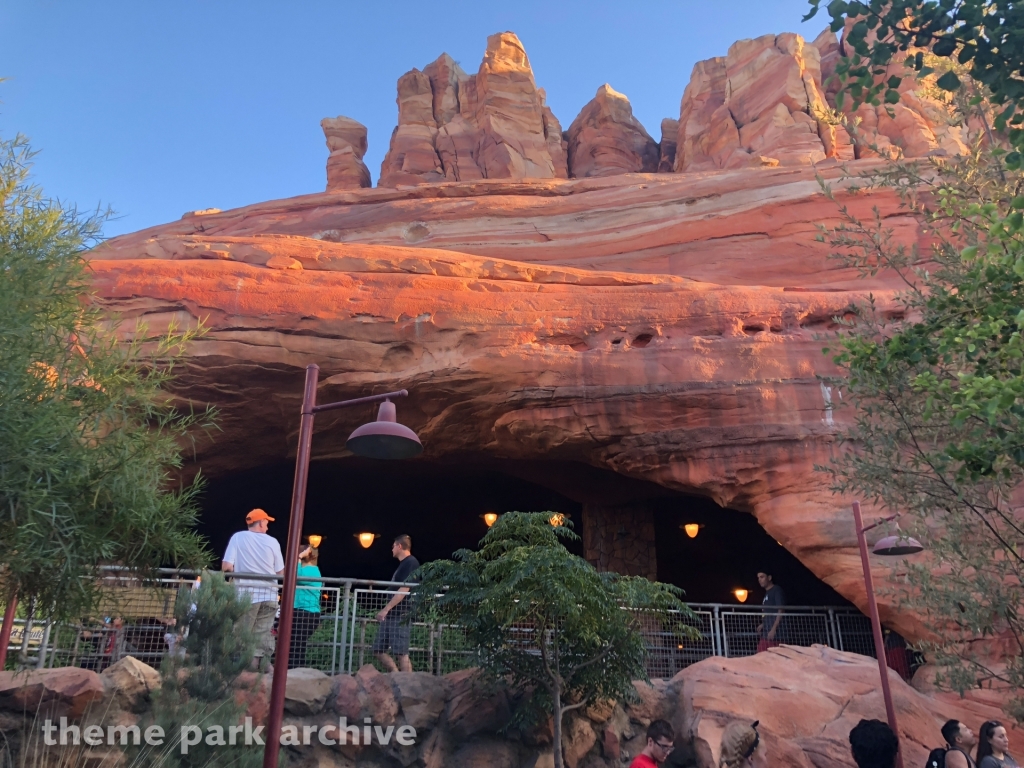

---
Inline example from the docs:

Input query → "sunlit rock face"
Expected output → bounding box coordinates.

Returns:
[377,32,568,186]
[87,23,981,641]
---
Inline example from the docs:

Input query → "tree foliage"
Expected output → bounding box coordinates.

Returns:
[805,0,1024,164]
[415,512,698,768]
[817,147,1024,720]
[0,133,212,627]
[138,571,267,767]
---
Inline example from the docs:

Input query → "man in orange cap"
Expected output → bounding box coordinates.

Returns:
[222,509,285,672]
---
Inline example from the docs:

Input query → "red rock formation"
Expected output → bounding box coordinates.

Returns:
[675,645,1023,768]
[86,161,935,641]
[378,33,568,185]
[321,116,370,190]
[566,84,659,178]
[658,118,679,172]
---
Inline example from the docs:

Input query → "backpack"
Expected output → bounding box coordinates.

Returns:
[926,747,948,768]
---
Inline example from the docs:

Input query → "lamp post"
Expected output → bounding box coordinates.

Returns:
[852,500,923,768]
[263,364,422,768]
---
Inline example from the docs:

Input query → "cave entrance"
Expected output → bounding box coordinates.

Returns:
[197,457,852,608]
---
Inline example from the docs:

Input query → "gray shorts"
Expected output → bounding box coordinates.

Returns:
[372,613,411,656]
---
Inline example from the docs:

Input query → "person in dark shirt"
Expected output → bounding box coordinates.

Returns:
[755,570,786,652]
[373,534,420,672]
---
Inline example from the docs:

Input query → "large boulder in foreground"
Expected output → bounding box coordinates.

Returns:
[671,645,1023,768]
[0,667,105,718]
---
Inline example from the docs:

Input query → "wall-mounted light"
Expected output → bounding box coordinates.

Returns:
[355,532,379,549]
[682,523,701,539]
[307,535,322,549]
[550,513,570,527]
[481,513,499,527]
[733,589,749,603]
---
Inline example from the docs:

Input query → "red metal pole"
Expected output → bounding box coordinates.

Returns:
[853,500,904,768]
[263,364,319,768]
[0,593,17,669]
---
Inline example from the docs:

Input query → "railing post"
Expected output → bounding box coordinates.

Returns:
[36,622,51,669]
[712,605,721,658]
[339,582,352,674]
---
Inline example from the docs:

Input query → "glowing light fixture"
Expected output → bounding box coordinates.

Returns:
[307,535,322,549]
[550,512,570,527]
[683,523,700,539]
[355,532,379,549]
[481,512,499,527]
[733,588,749,603]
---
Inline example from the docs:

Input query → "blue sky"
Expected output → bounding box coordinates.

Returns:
[1,1,823,237]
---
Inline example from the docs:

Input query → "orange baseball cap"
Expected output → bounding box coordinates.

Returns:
[245,509,275,524]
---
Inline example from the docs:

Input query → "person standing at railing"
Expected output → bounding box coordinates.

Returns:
[289,544,322,669]
[222,509,284,673]
[373,534,420,673]
[755,570,786,653]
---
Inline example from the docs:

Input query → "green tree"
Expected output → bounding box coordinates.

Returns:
[817,146,1024,720]
[415,512,698,768]
[0,133,212,636]
[139,571,270,767]
[804,0,1024,163]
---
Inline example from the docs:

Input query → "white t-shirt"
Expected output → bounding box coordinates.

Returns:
[223,530,284,604]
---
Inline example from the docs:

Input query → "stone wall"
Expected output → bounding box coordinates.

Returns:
[2,649,1021,768]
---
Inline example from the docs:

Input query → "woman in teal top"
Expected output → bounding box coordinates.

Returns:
[288,544,322,668]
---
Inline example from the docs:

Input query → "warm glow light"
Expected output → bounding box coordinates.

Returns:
[482,513,499,527]
[308,535,322,549]
[356,533,378,549]
[734,589,749,603]
[684,523,700,539]
[549,513,568,527]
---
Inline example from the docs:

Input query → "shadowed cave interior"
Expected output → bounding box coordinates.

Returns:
[196,458,853,607]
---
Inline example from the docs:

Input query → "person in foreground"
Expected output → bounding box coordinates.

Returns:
[222,508,284,672]
[373,534,419,673]
[629,720,674,767]
[941,719,977,768]
[977,721,1019,768]
[719,720,767,768]
[849,719,899,768]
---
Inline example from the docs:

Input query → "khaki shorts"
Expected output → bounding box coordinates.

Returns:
[237,601,277,658]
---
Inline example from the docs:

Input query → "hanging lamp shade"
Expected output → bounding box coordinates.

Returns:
[873,535,924,556]
[347,400,423,460]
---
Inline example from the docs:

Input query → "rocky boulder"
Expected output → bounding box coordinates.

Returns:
[0,668,104,718]
[284,667,333,715]
[321,116,371,191]
[670,645,1024,768]
[566,84,659,178]
[379,32,568,185]
[100,655,160,712]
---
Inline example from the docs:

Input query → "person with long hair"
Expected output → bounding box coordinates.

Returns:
[976,721,1019,768]
[288,543,322,668]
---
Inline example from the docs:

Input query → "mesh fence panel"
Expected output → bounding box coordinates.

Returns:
[5,571,881,677]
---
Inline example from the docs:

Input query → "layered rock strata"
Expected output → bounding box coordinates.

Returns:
[566,84,659,178]
[321,116,371,190]
[88,161,934,641]
[378,33,568,185]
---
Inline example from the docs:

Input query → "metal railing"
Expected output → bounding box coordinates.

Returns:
[1,569,877,679]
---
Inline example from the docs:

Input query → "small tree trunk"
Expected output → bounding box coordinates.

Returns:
[552,685,564,768]
[0,593,17,668]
